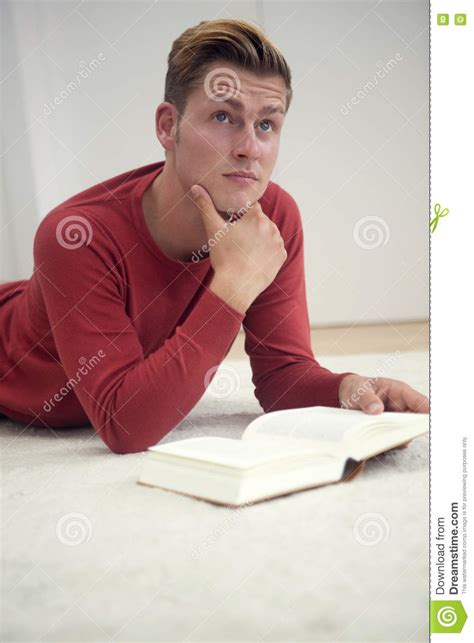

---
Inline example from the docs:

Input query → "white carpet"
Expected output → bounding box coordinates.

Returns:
[1,351,429,642]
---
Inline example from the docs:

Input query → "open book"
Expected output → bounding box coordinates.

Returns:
[137,406,428,506]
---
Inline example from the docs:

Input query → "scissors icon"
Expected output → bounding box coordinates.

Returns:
[430,203,449,234]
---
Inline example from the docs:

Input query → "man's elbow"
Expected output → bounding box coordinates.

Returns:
[94,415,175,455]
[100,426,156,455]
[105,439,145,455]
[254,388,287,414]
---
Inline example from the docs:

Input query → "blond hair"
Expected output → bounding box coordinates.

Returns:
[164,18,293,121]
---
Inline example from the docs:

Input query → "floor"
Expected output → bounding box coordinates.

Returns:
[1,348,429,642]
[227,321,429,358]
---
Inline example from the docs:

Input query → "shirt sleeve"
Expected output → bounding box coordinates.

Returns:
[33,209,244,454]
[243,189,355,412]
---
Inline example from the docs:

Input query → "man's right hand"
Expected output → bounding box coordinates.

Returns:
[191,184,287,314]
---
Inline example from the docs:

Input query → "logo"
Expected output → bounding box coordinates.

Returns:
[430,600,467,633]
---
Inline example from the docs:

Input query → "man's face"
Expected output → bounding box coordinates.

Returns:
[172,62,287,216]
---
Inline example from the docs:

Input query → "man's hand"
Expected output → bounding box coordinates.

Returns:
[338,374,429,415]
[190,184,287,314]
[338,374,429,450]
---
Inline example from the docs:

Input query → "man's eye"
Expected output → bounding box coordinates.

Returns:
[214,112,229,123]
[213,112,274,131]
[259,120,273,132]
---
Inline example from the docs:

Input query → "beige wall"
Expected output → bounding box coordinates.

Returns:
[1,0,428,326]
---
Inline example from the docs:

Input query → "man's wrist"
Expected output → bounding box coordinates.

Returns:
[209,273,253,315]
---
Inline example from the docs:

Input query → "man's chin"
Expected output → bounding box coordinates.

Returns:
[212,185,263,219]
[217,203,253,222]
[219,194,260,217]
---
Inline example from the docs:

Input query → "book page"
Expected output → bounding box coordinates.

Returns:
[346,423,429,461]
[148,436,339,470]
[242,406,370,445]
[242,406,428,450]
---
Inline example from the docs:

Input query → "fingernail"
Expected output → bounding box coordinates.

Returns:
[190,185,200,199]
[367,402,383,414]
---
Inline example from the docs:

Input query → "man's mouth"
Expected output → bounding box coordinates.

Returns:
[222,170,257,184]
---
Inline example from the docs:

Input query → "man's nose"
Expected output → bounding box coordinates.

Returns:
[232,126,261,161]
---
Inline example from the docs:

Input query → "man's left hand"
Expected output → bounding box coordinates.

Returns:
[338,374,429,415]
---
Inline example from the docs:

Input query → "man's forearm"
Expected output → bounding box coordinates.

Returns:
[252,360,355,413]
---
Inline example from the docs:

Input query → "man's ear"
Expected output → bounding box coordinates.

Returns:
[155,102,179,152]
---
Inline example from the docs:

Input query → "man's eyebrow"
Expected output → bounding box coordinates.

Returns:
[209,97,285,117]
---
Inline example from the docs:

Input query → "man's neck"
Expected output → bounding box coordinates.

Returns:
[142,162,210,263]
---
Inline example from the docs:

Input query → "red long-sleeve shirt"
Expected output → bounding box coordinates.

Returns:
[0,161,353,454]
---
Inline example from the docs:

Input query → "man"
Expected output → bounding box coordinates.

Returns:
[0,19,428,454]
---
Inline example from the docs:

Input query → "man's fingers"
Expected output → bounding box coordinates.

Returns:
[190,184,226,236]
[359,389,384,415]
[343,375,429,416]
[402,384,430,413]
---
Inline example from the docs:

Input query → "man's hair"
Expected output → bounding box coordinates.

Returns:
[164,18,293,125]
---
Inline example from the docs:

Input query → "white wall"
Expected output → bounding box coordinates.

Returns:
[1,0,428,326]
